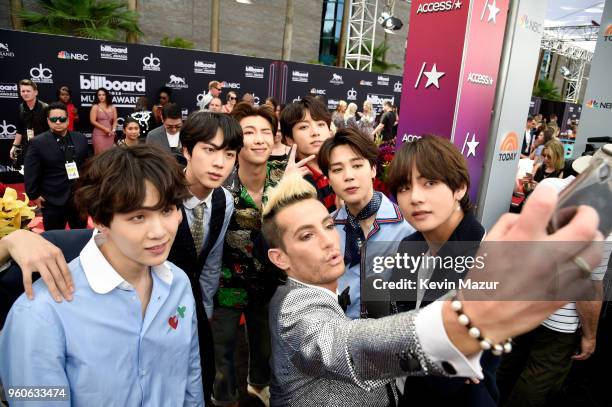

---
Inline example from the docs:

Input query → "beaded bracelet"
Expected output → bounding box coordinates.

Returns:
[450,298,512,356]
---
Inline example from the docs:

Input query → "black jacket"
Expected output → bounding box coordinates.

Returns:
[24,130,89,207]
[396,213,500,407]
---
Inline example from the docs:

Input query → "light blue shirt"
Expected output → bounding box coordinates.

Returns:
[0,233,204,406]
[183,187,234,318]
[333,194,415,319]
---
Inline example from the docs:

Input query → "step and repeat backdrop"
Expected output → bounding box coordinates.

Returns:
[0,29,402,180]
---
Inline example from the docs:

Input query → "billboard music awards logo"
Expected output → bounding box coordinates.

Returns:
[416,1,463,14]
[142,53,161,71]
[327,98,339,110]
[377,75,390,86]
[0,43,15,58]
[166,74,188,89]
[292,70,309,82]
[367,94,395,113]
[0,120,17,139]
[194,61,216,74]
[497,132,519,161]
[330,73,344,85]
[100,44,128,61]
[57,50,88,61]
[604,24,612,42]
[30,64,53,84]
[518,14,542,33]
[80,73,146,107]
[586,99,612,110]
[347,87,357,101]
[245,65,264,79]
[0,83,18,98]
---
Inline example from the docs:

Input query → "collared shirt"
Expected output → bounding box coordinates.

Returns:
[182,187,234,318]
[17,99,48,137]
[333,193,415,319]
[0,233,204,406]
[217,162,285,309]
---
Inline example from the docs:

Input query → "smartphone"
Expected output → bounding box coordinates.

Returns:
[548,145,612,236]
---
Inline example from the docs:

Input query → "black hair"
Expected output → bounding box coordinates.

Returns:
[47,101,68,116]
[280,96,331,139]
[161,103,182,120]
[180,111,243,155]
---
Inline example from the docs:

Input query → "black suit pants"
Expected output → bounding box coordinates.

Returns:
[42,200,87,231]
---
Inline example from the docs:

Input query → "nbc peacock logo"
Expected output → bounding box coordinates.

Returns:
[497,132,519,162]
[587,100,597,108]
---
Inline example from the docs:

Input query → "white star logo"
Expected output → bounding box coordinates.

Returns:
[461,132,479,158]
[454,1,462,9]
[415,62,445,89]
[482,0,500,24]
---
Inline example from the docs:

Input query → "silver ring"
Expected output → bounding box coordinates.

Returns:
[572,256,592,278]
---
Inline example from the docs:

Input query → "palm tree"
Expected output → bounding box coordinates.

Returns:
[281,0,294,60]
[336,0,351,67]
[19,0,142,41]
[533,79,562,101]
[9,0,24,30]
[210,0,220,52]
[371,42,400,73]
[126,0,138,43]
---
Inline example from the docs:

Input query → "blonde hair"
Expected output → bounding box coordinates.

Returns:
[544,139,565,171]
[361,100,375,123]
[344,103,358,121]
[336,100,347,113]
[261,173,317,249]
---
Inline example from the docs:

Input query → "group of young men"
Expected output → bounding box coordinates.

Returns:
[0,96,604,406]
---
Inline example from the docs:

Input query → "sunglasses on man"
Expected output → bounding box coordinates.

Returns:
[49,116,68,123]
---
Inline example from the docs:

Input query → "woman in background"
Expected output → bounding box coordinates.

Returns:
[116,117,141,147]
[332,100,347,130]
[343,102,359,129]
[89,87,117,155]
[358,100,375,138]
[130,96,154,141]
[57,86,78,131]
[152,87,172,125]
[222,91,237,113]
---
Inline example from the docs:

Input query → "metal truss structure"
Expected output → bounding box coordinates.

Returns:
[541,26,595,103]
[345,0,379,71]
[543,24,599,42]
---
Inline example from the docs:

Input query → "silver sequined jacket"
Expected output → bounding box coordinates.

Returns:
[269,279,447,406]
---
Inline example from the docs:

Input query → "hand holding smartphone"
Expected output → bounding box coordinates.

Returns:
[548,145,612,236]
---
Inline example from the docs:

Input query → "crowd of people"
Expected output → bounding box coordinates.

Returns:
[0,77,609,407]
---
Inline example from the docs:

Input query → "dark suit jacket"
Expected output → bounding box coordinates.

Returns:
[396,213,499,407]
[145,125,186,166]
[24,130,89,207]
[145,125,171,151]
[0,229,93,329]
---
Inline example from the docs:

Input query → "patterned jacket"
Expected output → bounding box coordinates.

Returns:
[269,278,447,406]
